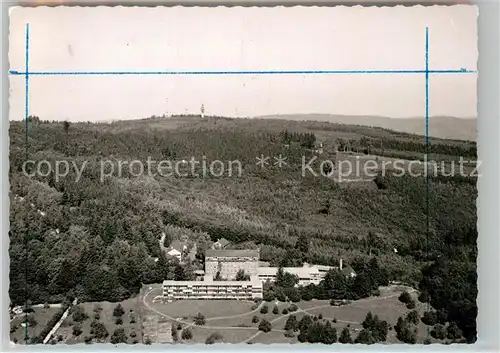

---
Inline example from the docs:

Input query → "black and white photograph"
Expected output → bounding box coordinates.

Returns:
[8,5,478,345]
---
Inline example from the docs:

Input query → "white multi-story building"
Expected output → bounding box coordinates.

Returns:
[205,249,259,280]
[162,275,263,300]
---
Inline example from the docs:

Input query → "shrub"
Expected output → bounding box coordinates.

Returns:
[43,303,50,309]
[94,313,100,320]
[205,332,223,344]
[115,317,123,325]
[72,305,88,323]
[272,306,279,314]
[318,313,323,320]
[110,328,127,344]
[406,310,419,325]
[93,304,102,313]
[259,319,272,333]
[130,330,137,338]
[422,311,437,326]
[446,322,463,340]
[398,291,412,304]
[181,328,193,340]
[406,300,416,309]
[288,304,298,312]
[252,316,259,323]
[84,336,92,344]
[194,312,206,326]
[431,324,446,340]
[282,308,289,315]
[418,291,430,303]
[260,305,268,314]
[72,324,83,336]
[113,304,125,318]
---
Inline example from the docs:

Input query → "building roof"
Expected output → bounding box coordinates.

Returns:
[215,238,230,247]
[258,267,320,278]
[167,248,181,256]
[341,265,356,276]
[205,249,259,258]
[169,240,185,252]
[163,275,261,287]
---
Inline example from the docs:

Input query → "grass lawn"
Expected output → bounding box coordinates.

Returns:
[10,307,61,344]
[188,326,256,344]
[147,299,255,320]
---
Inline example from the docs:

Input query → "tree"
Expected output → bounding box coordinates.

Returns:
[299,315,313,332]
[115,317,123,325]
[362,312,375,330]
[422,311,437,326]
[282,308,289,315]
[205,332,223,344]
[446,322,463,340]
[110,328,127,344]
[63,120,70,134]
[90,321,109,340]
[354,329,376,344]
[276,267,299,288]
[259,319,272,333]
[73,323,83,336]
[406,300,416,309]
[322,321,337,344]
[174,264,187,281]
[252,315,259,323]
[406,310,419,325]
[194,312,206,326]
[287,287,301,302]
[398,291,412,304]
[295,233,309,254]
[339,328,352,344]
[260,305,268,314]
[284,315,298,332]
[418,291,430,303]
[181,328,193,340]
[171,322,178,342]
[272,306,279,315]
[374,173,387,190]
[113,303,125,317]
[72,305,88,322]
[236,269,250,281]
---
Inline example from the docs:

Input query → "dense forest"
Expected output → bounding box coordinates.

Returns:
[9,116,477,342]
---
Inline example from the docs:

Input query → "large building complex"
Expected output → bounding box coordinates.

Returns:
[205,249,259,280]
[162,275,263,300]
[161,248,355,301]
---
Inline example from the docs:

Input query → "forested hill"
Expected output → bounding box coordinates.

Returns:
[9,116,476,341]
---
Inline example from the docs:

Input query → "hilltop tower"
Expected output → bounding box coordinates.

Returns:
[201,104,205,118]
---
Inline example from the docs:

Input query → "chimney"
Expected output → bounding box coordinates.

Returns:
[339,258,343,270]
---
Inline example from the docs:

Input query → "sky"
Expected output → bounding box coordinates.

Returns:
[9,5,478,122]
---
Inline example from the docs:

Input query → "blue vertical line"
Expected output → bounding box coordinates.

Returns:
[24,23,29,345]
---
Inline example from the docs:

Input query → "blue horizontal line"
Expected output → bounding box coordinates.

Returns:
[9,69,477,76]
